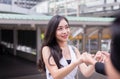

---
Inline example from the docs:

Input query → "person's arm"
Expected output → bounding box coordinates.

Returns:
[73,48,95,78]
[42,46,83,79]
[80,51,106,75]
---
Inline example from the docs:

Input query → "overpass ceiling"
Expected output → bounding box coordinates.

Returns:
[71,27,111,39]
[0,13,113,39]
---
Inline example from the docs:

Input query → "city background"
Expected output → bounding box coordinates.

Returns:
[0,0,120,79]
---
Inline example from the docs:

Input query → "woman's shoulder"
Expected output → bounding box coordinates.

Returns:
[42,46,50,50]
[42,46,51,55]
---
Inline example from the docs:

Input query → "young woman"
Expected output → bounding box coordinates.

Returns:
[38,15,94,79]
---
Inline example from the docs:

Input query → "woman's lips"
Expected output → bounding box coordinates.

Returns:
[61,35,68,39]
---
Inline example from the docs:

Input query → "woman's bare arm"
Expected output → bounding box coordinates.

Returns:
[42,46,83,79]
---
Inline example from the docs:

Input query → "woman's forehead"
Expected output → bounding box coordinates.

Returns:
[58,19,68,26]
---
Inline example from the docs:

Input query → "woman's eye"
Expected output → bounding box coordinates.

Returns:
[65,26,70,29]
[66,26,69,29]
[57,28,62,30]
[65,25,69,28]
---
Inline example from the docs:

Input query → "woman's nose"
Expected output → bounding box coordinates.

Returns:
[62,28,67,33]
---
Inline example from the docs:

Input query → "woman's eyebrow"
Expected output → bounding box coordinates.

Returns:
[59,24,68,27]
[58,26,63,28]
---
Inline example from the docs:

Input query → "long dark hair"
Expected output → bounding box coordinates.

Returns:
[110,13,120,72]
[38,15,69,71]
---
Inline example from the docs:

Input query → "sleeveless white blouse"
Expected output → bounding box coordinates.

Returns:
[46,45,78,79]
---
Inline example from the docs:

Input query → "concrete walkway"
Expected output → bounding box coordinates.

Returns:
[9,71,107,79]
[0,53,107,79]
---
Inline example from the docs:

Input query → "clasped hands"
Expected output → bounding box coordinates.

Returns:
[80,51,110,65]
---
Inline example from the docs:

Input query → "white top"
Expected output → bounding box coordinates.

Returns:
[46,45,78,79]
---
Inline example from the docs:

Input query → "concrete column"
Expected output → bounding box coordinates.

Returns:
[103,0,107,11]
[76,40,80,49]
[82,25,87,52]
[77,3,80,17]
[88,38,91,53]
[17,0,21,6]
[12,0,15,5]
[36,26,42,64]
[98,28,102,51]
[64,1,67,16]
[53,0,57,15]
[13,29,18,56]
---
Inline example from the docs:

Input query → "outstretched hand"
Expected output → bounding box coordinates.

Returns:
[94,51,110,63]
[94,51,104,62]
[101,51,110,62]
[79,51,110,66]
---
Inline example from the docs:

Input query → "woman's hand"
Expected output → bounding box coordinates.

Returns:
[81,52,97,65]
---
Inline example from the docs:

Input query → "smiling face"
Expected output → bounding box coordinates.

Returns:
[56,19,70,43]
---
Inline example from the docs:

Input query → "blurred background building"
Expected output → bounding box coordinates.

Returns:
[0,0,45,14]
[35,0,120,17]
[1,0,120,16]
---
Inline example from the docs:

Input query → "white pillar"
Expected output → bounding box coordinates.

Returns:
[53,0,57,15]
[76,40,80,49]
[13,29,18,56]
[36,26,42,64]
[77,1,80,17]
[64,1,67,16]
